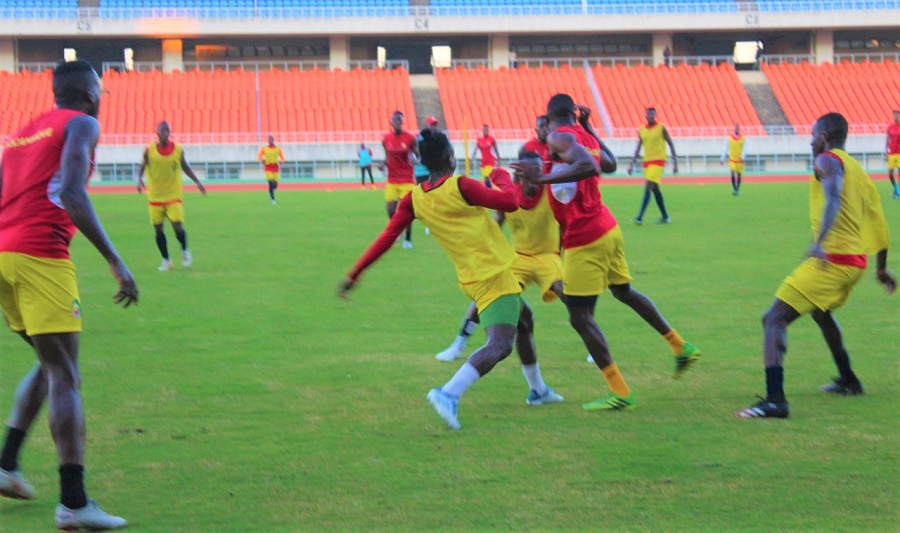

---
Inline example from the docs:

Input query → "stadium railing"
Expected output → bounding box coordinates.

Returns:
[833,52,900,63]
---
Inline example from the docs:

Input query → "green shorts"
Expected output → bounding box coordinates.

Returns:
[478,294,524,328]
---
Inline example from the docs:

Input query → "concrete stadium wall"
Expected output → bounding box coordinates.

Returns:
[90,134,888,183]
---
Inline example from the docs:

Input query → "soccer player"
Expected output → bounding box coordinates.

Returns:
[512,94,700,411]
[885,110,900,199]
[627,107,678,224]
[437,116,554,361]
[721,124,746,196]
[0,60,137,531]
[136,121,206,271]
[473,124,500,187]
[340,129,562,430]
[257,134,286,205]
[737,113,895,419]
[357,142,375,188]
[379,111,419,249]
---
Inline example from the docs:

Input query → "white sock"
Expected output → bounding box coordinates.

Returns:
[441,363,480,398]
[522,363,548,395]
[453,335,469,350]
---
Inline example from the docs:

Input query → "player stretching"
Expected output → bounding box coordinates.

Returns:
[628,107,677,224]
[885,110,900,199]
[737,113,895,419]
[721,124,746,196]
[380,111,419,249]
[340,129,561,429]
[473,124,500,187]
[0,60,136,531]
[258,134,285,205]
[512,94,701,411]
[437,116,553,361]
[136,121,206,271]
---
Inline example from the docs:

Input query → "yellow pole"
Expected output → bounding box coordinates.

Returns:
[462,118,471,177]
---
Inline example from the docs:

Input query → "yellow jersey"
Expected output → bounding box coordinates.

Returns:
[257,145,285,171]
[145,142,185,204]
[506,186,560,256]
[811,149,888,256]
[411,175,515,284]
[727,135,745,162]
[639,122,667,163]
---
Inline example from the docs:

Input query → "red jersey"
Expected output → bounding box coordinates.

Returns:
[0,108,87,260]
[547,124,617,249]
[887,123,900,155]
[523,137,552,175]
[477,136,497,166]
[382,130,416,184]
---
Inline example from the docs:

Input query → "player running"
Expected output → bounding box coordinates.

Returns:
[340,129,562,430]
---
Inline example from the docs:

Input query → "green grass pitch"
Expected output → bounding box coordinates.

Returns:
[1,181,897,531]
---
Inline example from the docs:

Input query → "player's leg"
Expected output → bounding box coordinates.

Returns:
[152,222,173,272]
[360,167,366,186]
[427,290,520,429]
[889,162,899,198]
[516,299,564,405]
[634,180,652,224]
[567,297,635,410]
[730,170,737,193]
[436,303,478,362]
[735,171,742,194]
[267,178,277,203]
[170,205,191,267]
[366,166,374,185]
[0,356,44,501]
[812,310,863,394]
[31,333,127,530]
[650,182,670,222]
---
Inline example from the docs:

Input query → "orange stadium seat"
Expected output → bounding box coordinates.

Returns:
[763,60,900,133]
[591,63,763,136]
[435,64,600,137]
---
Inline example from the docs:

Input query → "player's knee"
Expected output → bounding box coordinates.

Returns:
[762,308,786,330]
[517,307,534,334]
[609,283,631,302]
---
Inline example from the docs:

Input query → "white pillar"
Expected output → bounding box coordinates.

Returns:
[0,38,15,73]
[489,34,510,69]
[329,36,350,71]
[652,33,673,67]
[161,39,183,73]
[813,30,834,65]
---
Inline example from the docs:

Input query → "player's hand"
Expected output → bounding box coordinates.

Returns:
[377,162,386,172]
[198,183,207,196]
[807,243,827,261]
[337,277,356,299]
[576,105,591,128]
[108,257,138,308]
[876,268,897,295]
[136,180,143,194]
[719,160,725,166]
[672,159,679,174]
[626,163,634,176]
[509,160,541,184]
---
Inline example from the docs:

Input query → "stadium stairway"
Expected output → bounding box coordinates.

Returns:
[738,70,794,135]
[410,74,446,131]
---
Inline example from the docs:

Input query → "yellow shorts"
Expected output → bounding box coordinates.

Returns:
[460,268,522,314]
[384,183,415,203]
[728,161,745,174]
[265,171,280,182]
[480,165,495,179]
[562,225,632,297]
[775,257,865,315]
[888,154,900,170]
[511,252,563,303]
[149,201,184,226]
[0,252,82,336]
[643,164,664,184]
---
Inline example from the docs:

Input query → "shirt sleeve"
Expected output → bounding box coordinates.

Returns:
[347,194,416,281]
[457,169,519,212]
[257,147,264,161]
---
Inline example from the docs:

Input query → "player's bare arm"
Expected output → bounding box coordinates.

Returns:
[136,150,148,193]
[492,139,500,164]
[181,155,207,195]
[411,137,420,159]
[809,153,845,259]
[512,131,598,185]
[627,137,643,175]
[60,115,138,307]
[663,127,678,173]
[577,105,617,173]
[874,249,897,294]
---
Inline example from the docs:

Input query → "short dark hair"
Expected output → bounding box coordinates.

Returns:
[419,128,453,173]
[816,112,848,146]
[518,149,543,161]
[646,107,656,112]
[392,110,403,117]
[547,94,575,120]
[52,60,97,103]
